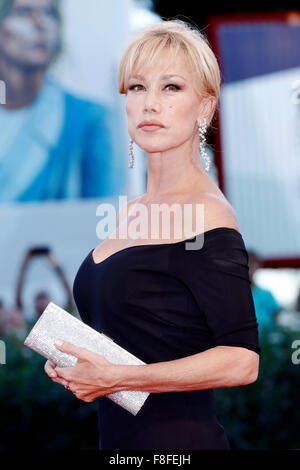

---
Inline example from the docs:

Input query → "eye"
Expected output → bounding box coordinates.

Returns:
[14,6,31,16]
[165,84,181,91]
[128,84,144,91]
[44,7,59,18]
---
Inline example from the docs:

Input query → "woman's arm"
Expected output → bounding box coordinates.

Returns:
[45,340,259,402]
[114,345,259,393]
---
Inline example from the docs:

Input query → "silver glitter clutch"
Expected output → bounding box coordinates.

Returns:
[24,301,149,415]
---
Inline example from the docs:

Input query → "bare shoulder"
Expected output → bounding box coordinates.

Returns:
[191,191,240,233]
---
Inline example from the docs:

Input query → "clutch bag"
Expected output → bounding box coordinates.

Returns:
[23,301,149,415]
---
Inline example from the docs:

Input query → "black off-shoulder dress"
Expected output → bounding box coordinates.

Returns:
[72,227,260,450]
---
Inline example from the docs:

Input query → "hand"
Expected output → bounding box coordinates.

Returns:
[28,247,51,257]
[22,247,50,266]
[44,339,121,402]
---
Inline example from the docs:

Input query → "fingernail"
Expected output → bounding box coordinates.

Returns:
[54,339,63,347]
[49,372,56,377]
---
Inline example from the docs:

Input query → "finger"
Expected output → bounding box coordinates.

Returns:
[52,377,69,387]
[44,360,57,378]
[54,365,74,380]
[54,362,86,380]
[54,339,91,361]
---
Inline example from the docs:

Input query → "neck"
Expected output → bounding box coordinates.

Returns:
[0,58,46,109]
[143,135,207,201]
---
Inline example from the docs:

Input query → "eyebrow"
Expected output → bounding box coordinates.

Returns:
[130,74,187,81]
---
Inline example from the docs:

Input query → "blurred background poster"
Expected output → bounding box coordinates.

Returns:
[209,13,300,262]
[0,0,159,317]
[0,0,131,203]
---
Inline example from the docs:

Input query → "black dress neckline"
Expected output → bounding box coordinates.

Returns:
[89,226,242,266]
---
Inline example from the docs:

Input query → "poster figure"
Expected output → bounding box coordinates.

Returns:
[0,0,121,203]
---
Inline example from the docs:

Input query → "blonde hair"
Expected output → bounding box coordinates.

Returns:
[118,19,221,126]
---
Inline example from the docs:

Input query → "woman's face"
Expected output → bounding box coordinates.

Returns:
[126,52,210,154]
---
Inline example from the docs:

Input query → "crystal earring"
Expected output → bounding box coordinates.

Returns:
[128,139,134,168]
[198,118,210,172]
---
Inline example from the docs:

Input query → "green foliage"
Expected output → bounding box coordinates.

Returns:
[214,327,300,449]
[0,334,98,450]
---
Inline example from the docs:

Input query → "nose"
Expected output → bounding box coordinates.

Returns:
[143,88,161,113]
[30,10,47,30]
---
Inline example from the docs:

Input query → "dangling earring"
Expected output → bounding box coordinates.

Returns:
[128,139,134,168]
[198,118,210,172]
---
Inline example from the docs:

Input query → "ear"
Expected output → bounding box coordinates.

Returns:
[197,96,216,122]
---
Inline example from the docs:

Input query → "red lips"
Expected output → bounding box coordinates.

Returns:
[137,120,165,128]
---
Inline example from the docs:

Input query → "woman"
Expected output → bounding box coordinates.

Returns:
[44,20,260,450]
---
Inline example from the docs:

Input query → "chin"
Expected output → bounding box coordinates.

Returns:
[136,139,175,154]
[141,146,170,154]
